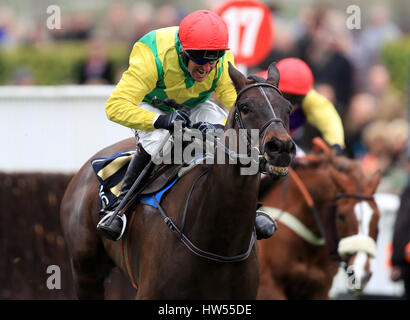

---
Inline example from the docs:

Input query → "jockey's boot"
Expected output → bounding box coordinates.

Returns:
[97,145,151,241]
[255,212,277,240]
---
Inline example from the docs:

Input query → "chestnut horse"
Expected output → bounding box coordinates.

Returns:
[257,139,381,299]
[60,63,295,299]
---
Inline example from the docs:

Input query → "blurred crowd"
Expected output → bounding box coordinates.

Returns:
[251,2,408,195]
[0,1,408,193]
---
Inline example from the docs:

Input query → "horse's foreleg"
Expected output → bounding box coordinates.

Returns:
[70,254,114,300]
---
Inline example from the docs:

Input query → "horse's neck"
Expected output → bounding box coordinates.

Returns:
[290,168,336,231]
[187,163,259,252]
[183,122,259,250]
[294,167,343,256]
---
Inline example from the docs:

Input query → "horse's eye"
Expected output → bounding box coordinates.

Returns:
[338,214,346,222]
[241,105,250,114]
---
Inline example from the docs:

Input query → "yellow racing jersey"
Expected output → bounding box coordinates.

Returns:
[105,26,237,131]
[301,89,345,148]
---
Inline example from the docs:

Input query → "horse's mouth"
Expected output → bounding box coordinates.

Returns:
[264,152,291,178]
[265,162,289,178]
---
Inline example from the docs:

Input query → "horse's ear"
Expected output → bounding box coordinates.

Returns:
[266,62,280,87]
[368,169,382,194]
[329,167,351,192]
[228,62,247,92]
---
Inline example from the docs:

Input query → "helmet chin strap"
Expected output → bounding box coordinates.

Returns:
[180,50,190,67]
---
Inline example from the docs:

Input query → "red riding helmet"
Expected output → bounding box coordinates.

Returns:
[277,58,313,95]
[257,58,314,95]
[178,10,229,51]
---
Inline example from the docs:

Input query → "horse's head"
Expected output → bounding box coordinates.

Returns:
[329,164,381,292]
[227,62,295,178]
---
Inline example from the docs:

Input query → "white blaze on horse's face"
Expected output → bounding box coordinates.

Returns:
[354,201,373,237]
[349,201,376,291]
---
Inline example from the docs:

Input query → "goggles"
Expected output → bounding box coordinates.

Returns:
[184,50,225,65]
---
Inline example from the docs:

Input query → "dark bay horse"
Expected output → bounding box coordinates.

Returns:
[257,139,381,299]
[60,62,295,299]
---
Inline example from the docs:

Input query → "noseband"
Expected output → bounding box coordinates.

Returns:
[335,193,375,202]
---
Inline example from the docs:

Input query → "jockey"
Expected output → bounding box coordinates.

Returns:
[257,58,345,157]
[97,10,276,241]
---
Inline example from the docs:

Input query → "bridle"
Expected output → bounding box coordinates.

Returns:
[334,190,377,265]
[152,81,293,263]
[234,82,287,135]
[216,81,291,172]
[335,193,375,202]
[273,168,377,262]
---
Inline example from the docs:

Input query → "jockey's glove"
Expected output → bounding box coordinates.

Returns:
[330,144,344,155]
[154,110,191,131]
[192,122,224,135]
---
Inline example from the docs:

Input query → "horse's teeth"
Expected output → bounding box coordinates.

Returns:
[269,165,288,175]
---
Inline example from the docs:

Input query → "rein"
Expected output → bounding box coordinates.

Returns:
[289,168,326,239]
[153,167,256,263]
[152,82,284,263]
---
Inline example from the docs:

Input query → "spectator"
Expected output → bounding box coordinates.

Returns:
[48,13,74,41]
[360,119,391,174]
[130,2,155,44]
[304,9,354,111]
[352,4,402,90]
[70,12,93,40]
[0,6,23,48]
[156,5,183,29]
[253,4,298,74]
[385,119,409,167]
[361,119,408,194]
[367,64,406,121]
[76,40,114,84]
[344,93,377,158]
[100,3,130,42]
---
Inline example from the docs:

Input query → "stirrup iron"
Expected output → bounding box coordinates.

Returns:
[97,212,127,241]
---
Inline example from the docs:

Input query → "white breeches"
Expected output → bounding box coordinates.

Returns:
[134,100,228,156]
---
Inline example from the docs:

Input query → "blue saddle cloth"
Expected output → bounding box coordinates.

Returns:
[91,149,178,214]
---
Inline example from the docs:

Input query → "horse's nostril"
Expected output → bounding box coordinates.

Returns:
[265,140,281,154]
[265,138,295,155]
[287,140,296,154]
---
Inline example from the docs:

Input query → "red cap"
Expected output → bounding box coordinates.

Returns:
[276,58,313,95]
[257,59,314,95]
[179,10,229,50]
[256,70,268,79]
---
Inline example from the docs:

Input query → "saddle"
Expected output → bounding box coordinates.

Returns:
[91,149,211,215]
